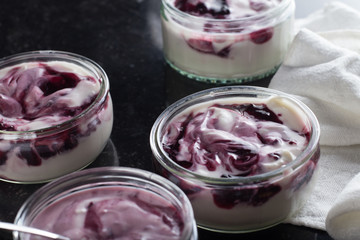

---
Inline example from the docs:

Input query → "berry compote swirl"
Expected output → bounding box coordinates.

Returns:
[162,100,310,179]
[153,87,320,232]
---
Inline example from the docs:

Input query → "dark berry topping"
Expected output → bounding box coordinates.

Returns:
[39,71,80,96]
[291,147,320,191]
[0,151,8,165]
[230,148,259,175]
[84,202,103,234]
[217,46,231,58]
[175,0,230,19]
[251,184,281,206]
[250,28,274,44]
[187,38,215,53]
[0,122,16,131]
[217,103,282,124]
[212,188,253,209]
[256,132,280,145]
[18,142,42,166]
[212,184,281,209]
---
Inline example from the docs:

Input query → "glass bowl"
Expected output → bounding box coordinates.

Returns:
[150,86,320,232]
[14,167,198,240]
[161,0,295,84]
[0,50,113,183]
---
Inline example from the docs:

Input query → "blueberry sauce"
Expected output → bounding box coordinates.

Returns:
[250,28,274,44]
[212,184,281,209]
[175,0,281,19]
[39,67,81,97]
[175,0,230,19]
[162,102,308,177]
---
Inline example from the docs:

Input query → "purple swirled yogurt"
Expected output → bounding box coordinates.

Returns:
[0,60,113,183]
[161,0,295,82]
[156,95,320,231]
[163,101,309,178]
[26,186,185,240]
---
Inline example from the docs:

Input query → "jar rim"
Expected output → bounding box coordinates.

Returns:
[0,50,109,136]
[150,86,320,185]
[14,166,198,240]
[162,0,294,26]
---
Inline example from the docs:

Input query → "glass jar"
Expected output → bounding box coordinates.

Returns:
[150,86,320,232]
[0,50,113,183]
[14,167,198,240]
[161,0,295,84]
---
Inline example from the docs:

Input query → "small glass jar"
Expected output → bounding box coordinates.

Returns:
[0,51,113,183]
[14,167,198,240]
[161,0,295,84]
[150,86,320,233]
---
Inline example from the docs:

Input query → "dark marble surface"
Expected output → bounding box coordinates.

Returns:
[0,0,355,239]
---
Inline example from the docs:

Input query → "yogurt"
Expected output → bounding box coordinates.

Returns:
[14,167,198,240]
[0,52,113,183]
[28,186,185,240]
[162,97,309,178]
[150,86,320,232]
[161,0,295,83]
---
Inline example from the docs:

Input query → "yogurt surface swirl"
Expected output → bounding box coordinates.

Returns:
[0,61,101,131]
[28,186,185,240]
[162,97,310,178]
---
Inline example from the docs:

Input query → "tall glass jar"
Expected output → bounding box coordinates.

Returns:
[161,0,295,84]
[0,51,113,183]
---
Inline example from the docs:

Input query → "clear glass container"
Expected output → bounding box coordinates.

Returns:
[14,167,198,240]
[150,86,320,233]
[161,0,295,84]
[0,50,113,183]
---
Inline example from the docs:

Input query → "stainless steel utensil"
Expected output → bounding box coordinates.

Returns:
[0,221,70,240]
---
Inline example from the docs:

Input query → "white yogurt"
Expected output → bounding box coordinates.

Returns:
[0,59,113,183]
[161,0,295,82]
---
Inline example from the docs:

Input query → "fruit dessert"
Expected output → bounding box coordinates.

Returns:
[162,99,310,178]
[151,87,320,232]
[161,0,295,83]
[0,58,113,183]
[26,186,185,240]
[15,167,197,240]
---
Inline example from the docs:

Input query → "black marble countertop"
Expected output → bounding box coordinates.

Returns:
[1,0,359,239]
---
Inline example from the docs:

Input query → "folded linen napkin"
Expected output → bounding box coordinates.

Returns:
[268,2,360,239]
[326,172,360,240]
[295,1,360,32]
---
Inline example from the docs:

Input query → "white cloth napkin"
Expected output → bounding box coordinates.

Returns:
[326,172,360,240]
[268,2,360,239]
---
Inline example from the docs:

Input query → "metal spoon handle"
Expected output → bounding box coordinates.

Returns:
[0,222,70,240]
